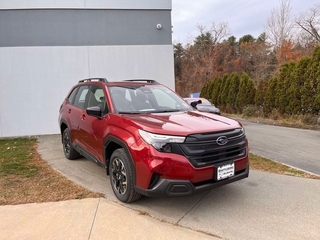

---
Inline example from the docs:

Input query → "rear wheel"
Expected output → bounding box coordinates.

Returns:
[109,148,141,203]
[62,128,80,160]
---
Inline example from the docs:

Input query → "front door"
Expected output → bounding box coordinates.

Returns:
[79,85,108,163]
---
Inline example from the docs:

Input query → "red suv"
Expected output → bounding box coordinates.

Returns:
[59,78,249,202]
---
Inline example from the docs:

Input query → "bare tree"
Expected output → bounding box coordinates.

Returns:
[190,23,230,84]
[207,22,230,45]
[295,4,320,43]
[265,0,294,48]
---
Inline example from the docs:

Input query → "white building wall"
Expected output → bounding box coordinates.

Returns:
[0,0,174,137]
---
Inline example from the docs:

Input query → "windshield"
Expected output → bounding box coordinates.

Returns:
[109,85,193,113]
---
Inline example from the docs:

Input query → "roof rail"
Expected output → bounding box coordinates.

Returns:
[123,79,158,84]
[78,78,108,83]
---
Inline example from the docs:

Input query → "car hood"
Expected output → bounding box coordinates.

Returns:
[196,105,220,113]
[122,111,241,136]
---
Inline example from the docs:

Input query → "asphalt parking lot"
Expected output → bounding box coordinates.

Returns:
[35,134,320,240]
[240,119,320,175]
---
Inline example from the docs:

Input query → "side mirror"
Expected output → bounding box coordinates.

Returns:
[86,106,102,118]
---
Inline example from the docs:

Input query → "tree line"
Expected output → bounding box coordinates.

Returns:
[200,46,320,117]
[174,1,320,117]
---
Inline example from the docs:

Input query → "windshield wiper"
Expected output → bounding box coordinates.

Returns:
[117,111,141,114]
[152,109,181,113]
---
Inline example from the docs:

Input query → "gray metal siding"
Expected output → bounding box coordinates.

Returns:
[0,0,171,10]
[0,9,172,47]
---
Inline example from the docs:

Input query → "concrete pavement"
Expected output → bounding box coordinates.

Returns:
[0,198,219,240]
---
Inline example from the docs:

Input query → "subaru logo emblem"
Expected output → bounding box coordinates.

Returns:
[216,136,228,145]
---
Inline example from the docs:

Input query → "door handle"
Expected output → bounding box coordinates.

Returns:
[81,114,85,120]
[68,109,71,114]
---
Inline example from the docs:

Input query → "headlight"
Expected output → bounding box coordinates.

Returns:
[138,129,185,152]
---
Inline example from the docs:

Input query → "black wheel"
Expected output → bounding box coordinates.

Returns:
[62,128,80,160]
[109,148,141,203]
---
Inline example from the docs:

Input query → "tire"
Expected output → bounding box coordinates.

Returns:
[109,148,142,203]
[62,128,80,160]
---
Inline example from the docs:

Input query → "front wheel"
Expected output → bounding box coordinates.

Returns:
[62,128,80,160]
[109,148,141,203]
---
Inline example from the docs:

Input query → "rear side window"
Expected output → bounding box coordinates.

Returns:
[74,86,89,109]
[68,87,78,104]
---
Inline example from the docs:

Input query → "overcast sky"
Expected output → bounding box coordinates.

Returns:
[171,0,319,44]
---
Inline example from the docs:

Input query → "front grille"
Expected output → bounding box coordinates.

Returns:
[171,128,246,168]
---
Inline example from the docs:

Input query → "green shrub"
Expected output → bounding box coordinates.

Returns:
[242,105,256,117]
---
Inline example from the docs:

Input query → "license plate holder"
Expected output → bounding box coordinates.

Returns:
[216,162,235,181]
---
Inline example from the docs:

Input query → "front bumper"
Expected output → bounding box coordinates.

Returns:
[135,165,249,198]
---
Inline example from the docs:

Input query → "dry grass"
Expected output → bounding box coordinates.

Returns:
[245,116,318,130]
[0,138,104,206]
[227,112,320,131]
[249,153,320,179]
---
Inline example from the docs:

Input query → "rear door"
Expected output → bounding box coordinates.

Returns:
[70,85,89,146]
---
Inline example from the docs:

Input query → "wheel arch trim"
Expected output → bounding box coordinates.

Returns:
[103,136,136,183]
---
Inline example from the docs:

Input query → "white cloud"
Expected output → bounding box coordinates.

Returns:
[172,0,214,23]
[172,0,319,44]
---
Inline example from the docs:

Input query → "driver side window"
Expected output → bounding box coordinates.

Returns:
[87,85,107,115]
